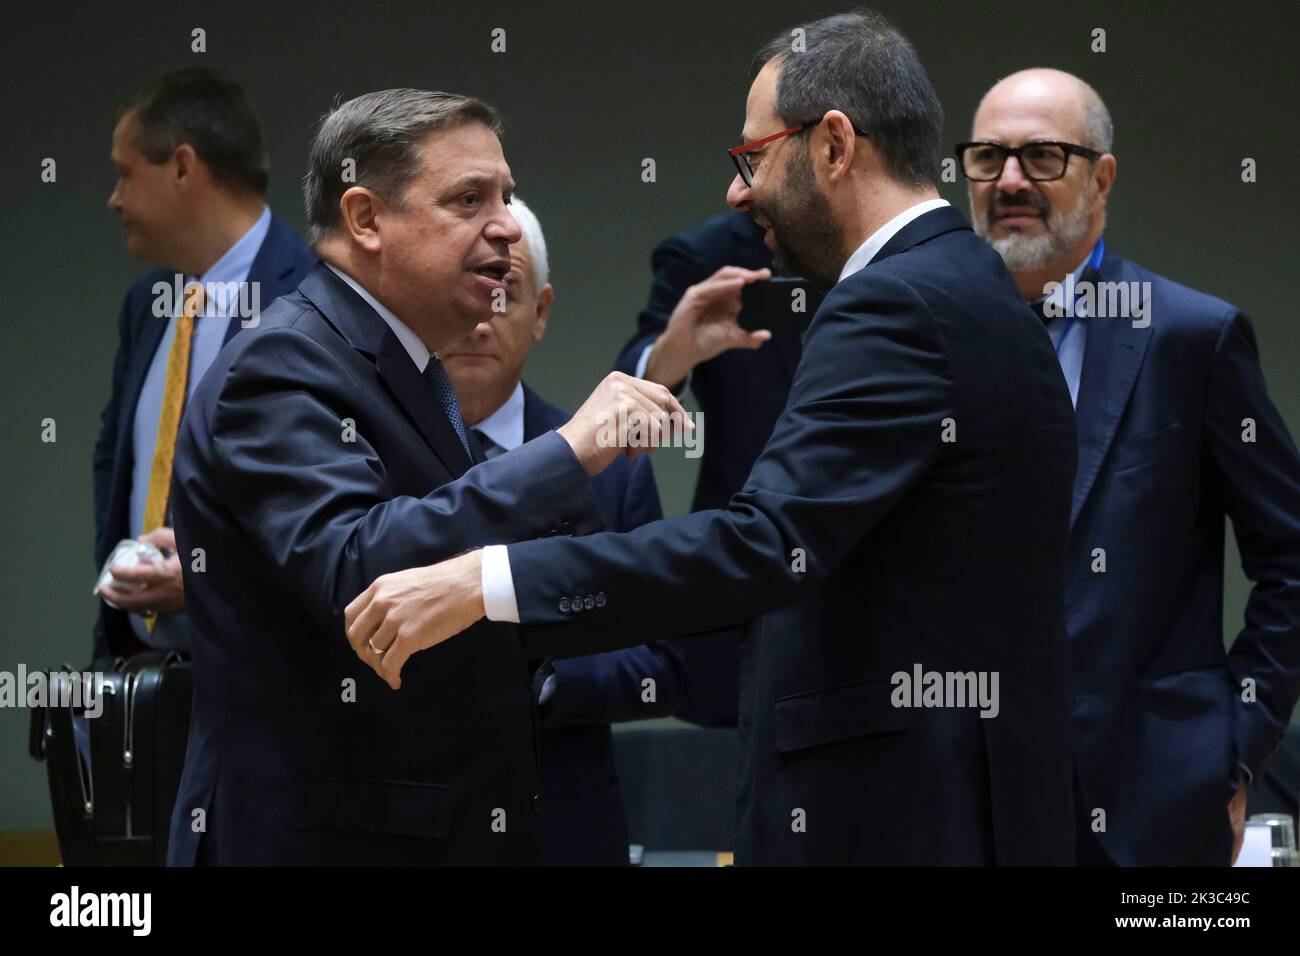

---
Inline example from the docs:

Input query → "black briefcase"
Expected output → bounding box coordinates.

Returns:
[29,651,192,866]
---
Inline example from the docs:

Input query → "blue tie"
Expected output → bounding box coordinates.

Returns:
[423,355,472,459]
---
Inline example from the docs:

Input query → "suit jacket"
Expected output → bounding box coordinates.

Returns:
[166,263,607,866]
[521,384,685,866]
[614,211,794,726]
[506,206,1079,865]
[1066,248,1300,865]
[92,213,315,659]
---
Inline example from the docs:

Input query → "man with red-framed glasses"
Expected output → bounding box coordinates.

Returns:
[347,9,1078,866]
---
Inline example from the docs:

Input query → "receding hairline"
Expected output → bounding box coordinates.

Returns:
[973,68,1110,149]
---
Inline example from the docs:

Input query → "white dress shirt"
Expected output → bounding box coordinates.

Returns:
[472,381,526,452]
[480,198,952,623]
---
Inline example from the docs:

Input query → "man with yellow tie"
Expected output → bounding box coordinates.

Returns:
[93,68,313,657]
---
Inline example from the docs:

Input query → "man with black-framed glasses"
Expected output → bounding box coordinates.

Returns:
[962,67,1300,867]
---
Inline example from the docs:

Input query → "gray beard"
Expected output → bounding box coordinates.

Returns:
[981,187,1093,272]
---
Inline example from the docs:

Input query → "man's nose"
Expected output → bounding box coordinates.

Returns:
[995,154,1032,194]
[727,174,752,211]
[488,207,522,243]
[106,184,121,212]
[471,317,494,339]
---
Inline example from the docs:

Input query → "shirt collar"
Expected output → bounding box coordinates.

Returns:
[323,262,431,372]
[472,381,525,451]
[837,198,950,283]
[1034,236,1103,319]
[179,206,272,317]
[205,206,271,286]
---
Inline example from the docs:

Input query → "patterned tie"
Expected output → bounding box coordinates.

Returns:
[424,354,472,459]
[140,281,204,631]
[472,428,506,460]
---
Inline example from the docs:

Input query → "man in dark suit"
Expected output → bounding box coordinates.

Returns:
[961,68,1300,865]
[348,12,1078,865]
[614,213,782,726]
[166,90,686,865]
[443,198,684,865]
[94,68,314,658]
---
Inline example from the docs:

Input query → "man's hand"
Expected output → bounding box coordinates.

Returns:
[1229,771,1248,864]
[97,527,186,615]
[345,550,486,690]
[557,371,693,476]
[643,265,773,388]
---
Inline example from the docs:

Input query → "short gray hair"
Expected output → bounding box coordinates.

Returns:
[303,88,502,246]
[508,197,549,291]
[1080,84,1114,154]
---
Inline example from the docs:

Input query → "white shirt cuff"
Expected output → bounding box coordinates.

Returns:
[480,545,520,623]
[635,342,692,396]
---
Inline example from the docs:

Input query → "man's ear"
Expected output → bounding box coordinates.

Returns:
[532,284,553,343]
[337,187,383,253]
[818,110,859,184]
[171,143,199,187]
[1093,153,1117,204]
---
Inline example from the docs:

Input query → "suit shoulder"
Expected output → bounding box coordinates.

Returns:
[203,294,344,392]
[267,213,317,268]
[1111,253,1240,348]
[120,267,174,315]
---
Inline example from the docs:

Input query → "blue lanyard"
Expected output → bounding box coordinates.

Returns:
[1054,237,1105,356]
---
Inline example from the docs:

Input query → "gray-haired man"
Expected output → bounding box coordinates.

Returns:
[166,89,687,865]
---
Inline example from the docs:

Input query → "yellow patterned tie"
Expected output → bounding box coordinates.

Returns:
[141,282,203,631]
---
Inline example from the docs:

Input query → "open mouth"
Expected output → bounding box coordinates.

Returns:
[470,261,510,288]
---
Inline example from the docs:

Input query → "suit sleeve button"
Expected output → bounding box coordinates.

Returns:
[595,592,607,607]
[583,595,595,610]
[559,597,570,613]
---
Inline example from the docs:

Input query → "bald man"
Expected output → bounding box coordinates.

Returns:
[960,68,1300,866]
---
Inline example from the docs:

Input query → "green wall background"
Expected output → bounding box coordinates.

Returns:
[2,0,1297,830]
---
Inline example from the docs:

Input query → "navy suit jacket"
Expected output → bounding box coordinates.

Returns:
[1067,248,1300,865]
[92,213,314,659]
[507,207,1079,865]
[521,384,685,865]
[614,211,794,726]
[166,263,608,865]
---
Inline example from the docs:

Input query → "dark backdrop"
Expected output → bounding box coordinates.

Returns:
[1,0,1297,830]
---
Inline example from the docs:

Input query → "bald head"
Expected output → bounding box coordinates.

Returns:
[974,68,1112,155]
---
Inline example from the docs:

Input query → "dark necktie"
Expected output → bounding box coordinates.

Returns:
[423,355,472,458]
[472,428,506,460]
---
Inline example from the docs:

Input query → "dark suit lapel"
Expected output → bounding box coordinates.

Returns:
[375,339,474,476]
[1069,253,1154,529]
[521,384,546,443]
[222,213,303,347]
[299,262,474,478]
[115,312,168,458]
